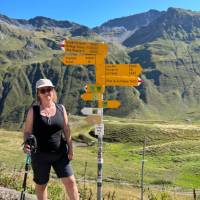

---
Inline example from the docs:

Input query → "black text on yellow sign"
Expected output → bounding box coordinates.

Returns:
[104,76,140,86]
[63,40,108,56]
[98,100,121,108]
[105,64,142,76]
[62,55,96,65]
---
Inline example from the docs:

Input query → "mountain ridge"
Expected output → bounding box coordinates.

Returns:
[1,7,200,128]
[0,14,85,29]
[95,9,163,30]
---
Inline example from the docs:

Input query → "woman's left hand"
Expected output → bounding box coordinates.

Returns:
[68,150,74,160]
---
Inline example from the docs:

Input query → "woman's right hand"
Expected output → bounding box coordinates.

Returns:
[23,144,31,154]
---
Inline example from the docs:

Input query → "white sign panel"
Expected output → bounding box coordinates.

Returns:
[81,107,102,115]
[95,123,104,136]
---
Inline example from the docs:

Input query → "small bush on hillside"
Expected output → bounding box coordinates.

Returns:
[151,179,173,185]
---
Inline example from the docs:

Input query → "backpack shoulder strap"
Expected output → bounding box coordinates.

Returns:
[55,103,64,115]
[55,103,67,142]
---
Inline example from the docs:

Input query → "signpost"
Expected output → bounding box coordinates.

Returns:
[98,100,121,109]
[95,55,105,85]
[62,55,96,65]
[60,39,143,200]
[85,84,105,93]
[105,64,142,76]
[81,93,102,101]
[95,123,104,136]
[105,76,141,86]
[61,39,108,55]
[96,105,103,200]
[81,107,103,115]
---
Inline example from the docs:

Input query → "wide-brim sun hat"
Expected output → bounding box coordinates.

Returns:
[36,79,55,89]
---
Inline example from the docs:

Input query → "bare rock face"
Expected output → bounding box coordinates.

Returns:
[0,187,36,200]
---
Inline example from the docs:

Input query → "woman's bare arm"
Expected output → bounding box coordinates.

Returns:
[62,105,73,160]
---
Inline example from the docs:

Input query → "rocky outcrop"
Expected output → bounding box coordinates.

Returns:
[0,186,36,200]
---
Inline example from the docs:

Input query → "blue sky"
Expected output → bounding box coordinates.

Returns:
[0,0,200,27]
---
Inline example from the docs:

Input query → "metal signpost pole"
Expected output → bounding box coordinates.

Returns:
[97,95,104,200]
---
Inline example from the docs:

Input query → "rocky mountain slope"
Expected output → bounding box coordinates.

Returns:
[122,8,200,119]
[1,7,200,128]
[94,9,163,42]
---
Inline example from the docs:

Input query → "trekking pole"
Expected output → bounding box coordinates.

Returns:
[20,135,37,200]
[20,154,31,200]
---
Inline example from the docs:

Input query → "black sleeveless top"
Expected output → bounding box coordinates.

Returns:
[32,104,66,153]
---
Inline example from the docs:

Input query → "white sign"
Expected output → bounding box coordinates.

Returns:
[81,107,102,115]
[95,123,104,136]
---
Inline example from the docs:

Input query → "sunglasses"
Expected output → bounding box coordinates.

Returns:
[39,87,53,94]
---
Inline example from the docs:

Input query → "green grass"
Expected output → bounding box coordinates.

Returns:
[0,130,24,168]
[0,35,26,51]
[0,116,199,199]
[71,116,200,189]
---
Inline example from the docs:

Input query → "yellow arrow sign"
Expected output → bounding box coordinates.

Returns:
[86,84,105,93]
[105,76,140,86]
[62,55,96,65]
[62,40,108,56]
[81,93,102,101]
[105,64,142,76]
[85,115,102,125]
[98,100,121,108]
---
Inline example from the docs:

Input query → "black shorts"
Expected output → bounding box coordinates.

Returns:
[31,151,73,185]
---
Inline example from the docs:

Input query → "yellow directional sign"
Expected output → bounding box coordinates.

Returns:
[85,115,102,125]
[95,56,105,85]
[105,76,140,86]
[62,40,108,56]
[81,93,102,101]
[98,100,121,108]
[105,64,142,76]
[86,84,105,93]
[62,55,96,65]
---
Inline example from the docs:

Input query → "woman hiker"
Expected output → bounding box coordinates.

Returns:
[23,78,79,200]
